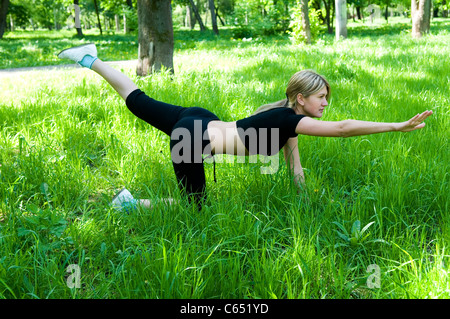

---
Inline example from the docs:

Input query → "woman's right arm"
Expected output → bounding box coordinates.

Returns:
[283,137,305,190]
[295,110,433,137]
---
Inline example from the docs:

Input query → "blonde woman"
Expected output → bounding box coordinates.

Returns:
[58,44,433,211]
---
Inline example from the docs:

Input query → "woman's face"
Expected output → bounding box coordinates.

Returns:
[295,86,329,118]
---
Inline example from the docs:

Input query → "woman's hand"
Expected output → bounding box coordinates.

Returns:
[398,110,433,132]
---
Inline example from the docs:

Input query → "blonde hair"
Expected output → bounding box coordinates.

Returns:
[252,70,331,115]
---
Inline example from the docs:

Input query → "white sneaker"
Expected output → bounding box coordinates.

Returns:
[111,188,136,211]
[57,43,97,65]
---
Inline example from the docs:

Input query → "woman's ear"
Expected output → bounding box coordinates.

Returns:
[297,93,305,106]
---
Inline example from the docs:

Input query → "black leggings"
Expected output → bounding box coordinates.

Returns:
[125,89,219,207]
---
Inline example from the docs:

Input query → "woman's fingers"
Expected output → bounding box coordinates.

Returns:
[420,111,432,124]
[400,110,432,132]
[412,110,432,124]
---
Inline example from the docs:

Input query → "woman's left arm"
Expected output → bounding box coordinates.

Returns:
[295,110,433,137]
[283,136,305,190]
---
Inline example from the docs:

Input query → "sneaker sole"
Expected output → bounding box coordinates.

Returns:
[111,187,128,203]
[57,43,96,59]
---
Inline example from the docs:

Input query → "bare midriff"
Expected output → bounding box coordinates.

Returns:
[207,120,249,156]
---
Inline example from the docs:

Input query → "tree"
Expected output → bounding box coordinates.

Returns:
[290,0,317,44]
[28,0,57,30]
[136,0,174,76]
[102,0,138,33]
[347,0,368,21]
[412,0,431,38]
[74,0,83,36]
[8,1,28,30]
[300,0,311,44]
[189,0,206,31]
[214,0,234,25]
[208,0,218,34]
[185,4,196,29]
[93,0,103,34]
[375,0,393,22]
[174,0,206,30]
[0,0,9,39]
[335,0,347,40]
[322,0,334,33]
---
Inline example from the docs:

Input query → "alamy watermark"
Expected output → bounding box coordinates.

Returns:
[64,262,380,290]
[66,264,81,289]
[366,264,381,289]
[170,120,280,174]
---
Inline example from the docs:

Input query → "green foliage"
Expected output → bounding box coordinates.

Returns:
[7,0,137,33]
[17,203,73,253]
[230,0,291,38]
[288,2,322,44]
[333,220,389,248]
[8,2,30,29]
[102,0,137,14]
[0,30,138,69]
[121,6,138,31]
[9,0,69,31]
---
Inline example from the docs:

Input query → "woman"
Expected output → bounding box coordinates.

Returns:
[58,44,433,211]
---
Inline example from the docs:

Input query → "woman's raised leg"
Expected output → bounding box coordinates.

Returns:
[90,59,138,101]
[57,43,138,101]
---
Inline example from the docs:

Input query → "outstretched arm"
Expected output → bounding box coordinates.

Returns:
[295,110,433,137]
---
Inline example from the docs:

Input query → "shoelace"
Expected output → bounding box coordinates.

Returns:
[204,154,216,183]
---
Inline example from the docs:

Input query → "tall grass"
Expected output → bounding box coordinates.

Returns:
[0,19,449,299]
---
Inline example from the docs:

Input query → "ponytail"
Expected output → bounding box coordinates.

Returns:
[251,70,330,116]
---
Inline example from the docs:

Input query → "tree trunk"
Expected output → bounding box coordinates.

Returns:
[0,0,9,39]
[93,0,103,35]
[208,0,218,35]
[185,5,196,29]
[9,12,13,32]
[123,9,128,33]
[74,0,83,36]
[115,14,120,32]
[335,0,347,40]
[384,5,389,22]
[423,0,431,31]
[412,0,431,38]
[356,6,361,20]
[323,0,333,33]
[215,5,225,26]
[300,0,311,44]
[189,0,206,31]
[136,0,174,76]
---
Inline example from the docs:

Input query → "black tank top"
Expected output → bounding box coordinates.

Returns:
[236,107,306,156]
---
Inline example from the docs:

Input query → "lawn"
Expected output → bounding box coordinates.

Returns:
[0,18,449,300]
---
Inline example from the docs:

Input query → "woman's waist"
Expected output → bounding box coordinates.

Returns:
[207,121,248,156]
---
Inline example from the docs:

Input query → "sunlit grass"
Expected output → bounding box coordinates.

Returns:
[0,20,449,299]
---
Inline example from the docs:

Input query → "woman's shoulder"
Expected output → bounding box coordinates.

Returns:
[262,107,306,120]
[257,106,295,116]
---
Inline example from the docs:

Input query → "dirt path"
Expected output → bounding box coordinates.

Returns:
[0,60,137,78]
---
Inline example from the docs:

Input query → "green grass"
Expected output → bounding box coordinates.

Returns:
[0,19,449,299]
[0,29,139,69]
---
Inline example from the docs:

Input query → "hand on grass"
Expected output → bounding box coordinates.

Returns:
[398,110,433,132]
